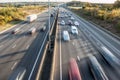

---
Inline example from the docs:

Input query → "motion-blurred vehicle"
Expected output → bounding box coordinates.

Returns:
[88,55,108,80]
[69,58,82,80]
[29,27,36,35]
[12,28,20,34]
[63,31,70,41]
[51,14,54,17]
[41,26,46,31]
[101,46,120,66]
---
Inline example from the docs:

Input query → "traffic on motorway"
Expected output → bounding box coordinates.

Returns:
[52,7,120,80]
[0,3,120,80]
[0,6,58,80]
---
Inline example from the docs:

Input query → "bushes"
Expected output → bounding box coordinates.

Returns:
[0,6,46,26]
[0,7,25,25]
[82,7,120,22]
[116,21,120,31]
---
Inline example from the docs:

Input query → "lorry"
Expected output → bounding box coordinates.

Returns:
[26,14,37,22]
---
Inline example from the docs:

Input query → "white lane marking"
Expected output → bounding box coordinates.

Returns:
[12,44,16,48]
[34,36,36,39]
[60,29,62,80]
[26,45,30,49]
[77,56,80,61]
[28,31,48,80]
[0,34,9,40]
[11,62,18,70]
[0,45,3,48]
[72,42,74,45]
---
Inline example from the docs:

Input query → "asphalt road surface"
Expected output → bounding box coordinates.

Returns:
[0,8,56,80]
[52,8,120,80]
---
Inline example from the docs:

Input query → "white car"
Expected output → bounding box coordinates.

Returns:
[74,21,79,26]
[71,26,78,35]
[63,31,70,41]
[61,20,65,25]
[71,17,75,20]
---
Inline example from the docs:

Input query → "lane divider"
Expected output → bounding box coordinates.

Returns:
[50,23,59,80]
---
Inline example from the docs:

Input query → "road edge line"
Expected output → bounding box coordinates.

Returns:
[36,42,49,80]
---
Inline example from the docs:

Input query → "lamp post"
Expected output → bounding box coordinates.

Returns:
[48,0,51,50]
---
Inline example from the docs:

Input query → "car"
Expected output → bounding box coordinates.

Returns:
[74,21,79,26]
[12,28,20,34]
[61,20,65,25]
[29,27,36,34]
[68,20,73,26]
[41,26,46,31]
[63,31,70,41]
[51,14,53,17]
[69,58,82,80]
[88,55,108,80]
[70,17,75,20]
[71,26,78,35]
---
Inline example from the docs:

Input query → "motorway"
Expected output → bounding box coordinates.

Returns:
[53,8,120,80]
[0,8,56,80]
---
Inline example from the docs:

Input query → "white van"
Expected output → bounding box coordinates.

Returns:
[63,31,70,41]
[71,26,78,35]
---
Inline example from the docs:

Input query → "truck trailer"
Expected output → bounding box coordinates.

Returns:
[26,14,37,22]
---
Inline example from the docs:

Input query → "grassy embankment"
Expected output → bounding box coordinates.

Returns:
[0,5,47,32]
[68,5,120,36]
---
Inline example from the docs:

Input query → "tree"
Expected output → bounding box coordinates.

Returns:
[113,0,120,8]
[84,2,92,7]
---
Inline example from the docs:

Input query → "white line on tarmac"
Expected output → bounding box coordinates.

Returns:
[0,45,3,48]
[11,62,18,70]
[60,30,62,80]
[26,45,30,49]
[12,44,16,48]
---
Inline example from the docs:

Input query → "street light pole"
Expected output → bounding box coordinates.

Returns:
[48,0,51,50]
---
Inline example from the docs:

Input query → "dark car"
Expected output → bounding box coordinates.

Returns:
[68,20,73,26]
[41,26,46,31]
[51,14,53,17]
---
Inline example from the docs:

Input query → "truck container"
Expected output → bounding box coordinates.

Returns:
[69,58,82,80]
[26,14,37,22]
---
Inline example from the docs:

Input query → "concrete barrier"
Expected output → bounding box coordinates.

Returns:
[50,22,58,80]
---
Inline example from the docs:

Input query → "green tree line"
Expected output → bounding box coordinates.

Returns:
[0,6,46,25]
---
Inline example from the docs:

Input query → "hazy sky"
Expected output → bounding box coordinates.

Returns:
[0,0,117,3]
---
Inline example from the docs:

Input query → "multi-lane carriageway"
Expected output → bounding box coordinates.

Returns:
[52,8,120,80]
[0,7,120,80]
[0,8,57,80]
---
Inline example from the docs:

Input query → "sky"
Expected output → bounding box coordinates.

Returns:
[0,0,117,4]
